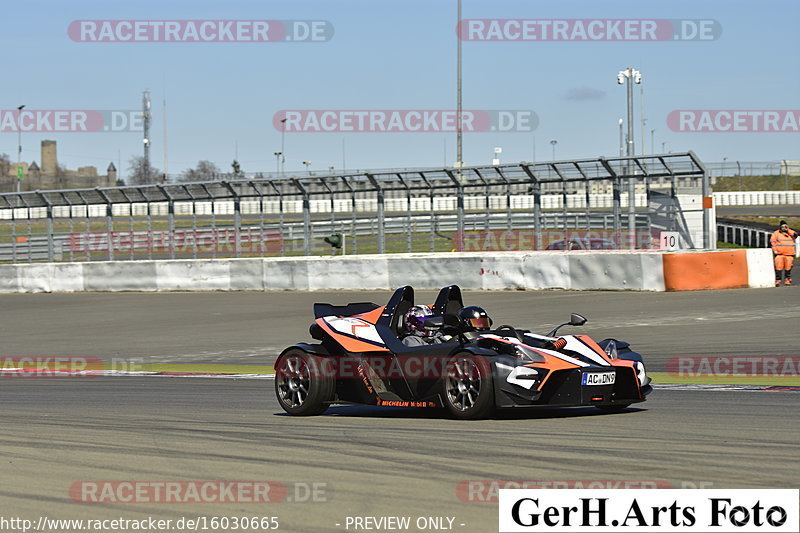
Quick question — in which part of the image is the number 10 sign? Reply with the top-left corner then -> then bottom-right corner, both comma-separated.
660,231 -> 680,250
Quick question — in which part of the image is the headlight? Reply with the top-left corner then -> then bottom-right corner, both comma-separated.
604,340 -> 618,360
515,345 -> 546,363
635,361 -> 647,385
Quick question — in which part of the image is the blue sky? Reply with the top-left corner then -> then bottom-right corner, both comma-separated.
2,0 -> 798,181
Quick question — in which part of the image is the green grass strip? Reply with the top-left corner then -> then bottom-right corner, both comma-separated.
108,363 -> 275,374
650,372 -> 800,386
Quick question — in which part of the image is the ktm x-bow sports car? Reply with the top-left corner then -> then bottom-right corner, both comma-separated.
274,285 -> 651,419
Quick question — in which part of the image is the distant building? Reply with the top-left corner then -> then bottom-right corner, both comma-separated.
1,140 -> 116,192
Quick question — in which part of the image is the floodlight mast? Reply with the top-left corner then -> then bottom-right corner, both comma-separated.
143,90 -> 152,183
617,67 -> 641,158
617,67 -> 641,249
492,147 -> 501,165
16,104 -> 25,193
456,0 -> 462,172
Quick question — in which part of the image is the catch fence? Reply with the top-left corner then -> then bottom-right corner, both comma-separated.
0,152 -> 709,263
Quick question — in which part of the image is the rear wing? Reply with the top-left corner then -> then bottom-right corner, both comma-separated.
313,302 -> 380,319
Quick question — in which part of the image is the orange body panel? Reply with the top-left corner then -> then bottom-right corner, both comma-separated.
315,318 -> 390,352
352,306 -> 385,325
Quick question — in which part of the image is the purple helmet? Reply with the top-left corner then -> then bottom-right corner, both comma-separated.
403,305 -> 434,336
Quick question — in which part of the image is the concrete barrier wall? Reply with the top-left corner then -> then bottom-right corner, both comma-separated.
746,249 -> 778,288
0,249 -> 774,293
663,250 -> 750,291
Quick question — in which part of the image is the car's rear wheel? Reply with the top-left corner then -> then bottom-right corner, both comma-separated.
442,353 -> 494,419
274,350 -> 334,416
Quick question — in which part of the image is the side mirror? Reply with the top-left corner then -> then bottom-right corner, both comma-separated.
547,313 -> 589,337
569,313 -> 587,326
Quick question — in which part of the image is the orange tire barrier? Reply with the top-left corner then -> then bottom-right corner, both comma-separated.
663,250 -> 749,291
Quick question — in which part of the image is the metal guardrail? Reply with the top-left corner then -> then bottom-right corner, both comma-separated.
7,212 -> 652,262
0,236 -> 64,262
716,219 -> 772,248
0,152 -> 708,262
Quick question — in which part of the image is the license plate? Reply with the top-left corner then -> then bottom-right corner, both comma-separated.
582,372 -> 616,386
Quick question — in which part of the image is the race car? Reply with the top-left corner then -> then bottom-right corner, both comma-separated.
274,285 -> 651,419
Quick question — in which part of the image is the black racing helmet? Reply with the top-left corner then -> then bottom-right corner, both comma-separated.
458,306 -> 492,331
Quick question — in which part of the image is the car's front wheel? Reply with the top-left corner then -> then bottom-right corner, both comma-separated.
442,353 -> 494,419
274,350 -> 334,416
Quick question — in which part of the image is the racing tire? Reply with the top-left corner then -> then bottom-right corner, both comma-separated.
274,350 -> 335,416
442,353 -> 494,420
595,404 -> 632,413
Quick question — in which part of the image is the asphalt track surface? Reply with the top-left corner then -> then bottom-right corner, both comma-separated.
1,290 -> 799,532
2,287 -> 799,369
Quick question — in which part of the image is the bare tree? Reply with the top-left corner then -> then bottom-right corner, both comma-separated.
180,160 -> 220,182
0,153 -> 10,177
128,156 -> 161,185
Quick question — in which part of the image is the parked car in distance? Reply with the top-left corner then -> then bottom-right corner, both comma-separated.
545,238 -> 618,250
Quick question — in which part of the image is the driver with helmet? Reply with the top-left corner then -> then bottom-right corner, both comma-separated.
402,304 -> 493,345
401,305 -> 447,346
458,306 -> 492,333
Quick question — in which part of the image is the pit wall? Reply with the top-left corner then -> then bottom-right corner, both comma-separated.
0,249 -> 774,293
